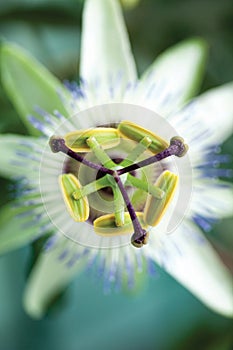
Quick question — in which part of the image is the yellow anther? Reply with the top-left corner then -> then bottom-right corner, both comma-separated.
118,120 -> 168,154
143,170 -> 178,226
59,174 -> 89,222
65,128 -> 120,152
93,212 -> 148,236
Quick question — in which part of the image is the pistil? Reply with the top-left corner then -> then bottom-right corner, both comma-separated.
117,137 -> 188,175
50,130 -> 188,249
49,136 -> 114,175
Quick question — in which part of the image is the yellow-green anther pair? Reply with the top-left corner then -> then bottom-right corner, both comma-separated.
59,170 -> 177,232
59,174 -> 89,222
65,128 -> 120,152
60,172 -> 126,227
93,170 -> 178,236
118,120 -> 168,154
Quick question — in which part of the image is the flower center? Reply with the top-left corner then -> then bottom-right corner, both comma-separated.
49,120 -> 188,248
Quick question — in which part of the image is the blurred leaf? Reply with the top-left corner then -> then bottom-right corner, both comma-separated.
120,0 -> 141,9
0,177 -> 12,208
0,21 -> 80,78
0,0 -> 82,16
23,235 -> 87,319
0,202 -> 48,255
1,43 -> 71,135
0,134 -> 38,178
0,86 -> 26,133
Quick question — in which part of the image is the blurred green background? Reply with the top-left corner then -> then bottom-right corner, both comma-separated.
0,0 -> 233,349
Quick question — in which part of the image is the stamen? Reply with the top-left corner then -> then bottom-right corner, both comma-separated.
86,136 -> 116,169
72,175 -> 110,200
126,174 -> 164,199
111,185 -> 125,227
120,136 -> 152,167
117,136 -> 188,175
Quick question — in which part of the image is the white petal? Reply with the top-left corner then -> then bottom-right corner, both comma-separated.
0,134 -> 41,179
0,201 -> 49,255
135,38 -> 207,117
80,0 -> 137,88
170,83 -> 233,149
196,83 -> 233,144
190,180 -> 233,220
146,220 -> 233,317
